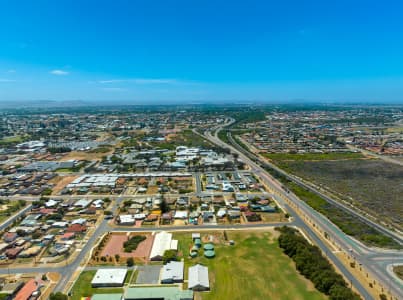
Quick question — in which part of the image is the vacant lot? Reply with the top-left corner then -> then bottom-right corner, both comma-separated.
287,182 -> 400,249
175,230 -> 327,300
265,152 -> 365,162
275,158 -> 403,231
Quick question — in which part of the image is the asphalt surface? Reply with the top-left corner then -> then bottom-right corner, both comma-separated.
0,204 -> 32,232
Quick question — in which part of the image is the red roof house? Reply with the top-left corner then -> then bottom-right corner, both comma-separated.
66,223 -> 87,233
15,279 -> 42,300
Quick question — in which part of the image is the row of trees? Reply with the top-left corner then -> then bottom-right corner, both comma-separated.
276,226 -> 360,300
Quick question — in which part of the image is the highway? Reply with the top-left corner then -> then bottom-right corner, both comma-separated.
204,119 -> 403,300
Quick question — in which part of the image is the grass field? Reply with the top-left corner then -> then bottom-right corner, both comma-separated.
70,270 -> 124,300
0,135 -> 24,145
175,230 -> 327,300
149,129 -> 213,150
264,152 -> 365,162
286,182 -> 401,249
275,159 -> 403,231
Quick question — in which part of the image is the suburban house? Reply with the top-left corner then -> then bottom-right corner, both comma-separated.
149,231 -> 178,261
161,261 -> 184,284
14,279 -> 42,300
188,264 -> 210,291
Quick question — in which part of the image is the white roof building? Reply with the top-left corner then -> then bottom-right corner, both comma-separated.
74,199 -> 90,208
71,218 -> 87,225
91,269 -> 128,287
45,199 -> 58,208
52,221 -> 68,228
118,215 -> 135,225
174,211 -> 188,219
161,261 -> 184,283
188,264 -> 210,291
149,231 -> 178,261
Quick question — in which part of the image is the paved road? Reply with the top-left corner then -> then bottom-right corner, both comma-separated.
0,204 -> 32,232
205,121 -> 403,300
194,172 -> 202,194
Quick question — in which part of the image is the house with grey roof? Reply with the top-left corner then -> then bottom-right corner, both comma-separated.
188,264 -> 209,291
161,261 -> 184,284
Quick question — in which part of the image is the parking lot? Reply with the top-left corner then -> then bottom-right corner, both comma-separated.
135,265 -> 162,284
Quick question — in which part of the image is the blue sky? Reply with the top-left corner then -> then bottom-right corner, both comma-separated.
0,0 -> 403,103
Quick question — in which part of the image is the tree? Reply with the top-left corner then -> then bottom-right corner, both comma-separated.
162,249 -> 178,264
32,231 -> 42,240
41,188 -> 53,196
329,284 -> 360,300
159,198 -> 169,213
18,199 -> 26,207
16,229 -> 26,237
115,254 -> 120,262
127,257 -> 134,267
49,292 -> 68,300
379,294 -> 388,300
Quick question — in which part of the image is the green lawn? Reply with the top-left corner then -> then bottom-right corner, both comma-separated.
0,135 -> 24,145
70,271 -> 123,300
174,231 -> 327,300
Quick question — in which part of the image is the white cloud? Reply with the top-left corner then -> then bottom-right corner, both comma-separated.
98,78 -> 177,84
102,87 -> 128,92
50,70 -> 69,75
7,69 -> 16,73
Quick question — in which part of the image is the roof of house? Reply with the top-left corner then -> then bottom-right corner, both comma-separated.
161,261 -> 184,282
14,279 -> 40,300
66,224 -> 87,232
91,269 -> 127,286
149,231 -> 177,259
188,264 -> 209,290
61,232 -> 75,239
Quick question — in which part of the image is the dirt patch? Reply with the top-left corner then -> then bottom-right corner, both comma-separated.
147,186 -> 159,194
47,272 -> 61,282
52,175 -> 78,194
61,150 -> 112,161
100,233 -> 154,262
